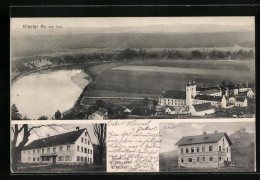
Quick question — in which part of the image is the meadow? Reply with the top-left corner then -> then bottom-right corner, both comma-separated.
85,60 -> 254,98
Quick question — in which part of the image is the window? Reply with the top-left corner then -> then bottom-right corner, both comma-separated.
219,146 -> 221,151
84,157 -> 87,161
202,146 -> 205,152
67,145 -> 70,151
84,148 -> 87,153
37,149 -> 40,154
219,156 -> 221,161
88,140 -> 90,145
42,149 -> 44,153
77,146 -> 79,151
37,158 -> 39,161
85,139 -> 87,144
186,148 -> 189,153
33,158 -> 35,161
188,158 -> 192,162
53,147 -> 56,153
88,157 -> 89,162
59,146 -> 63,151
90,150 -> 92,154
81,137 -> 83,143
65,156 -> 71,161
196,147 -> 199,153
227,147 -> 228,153
209,146 -> 213,152
88,149 -> 89,153
223,138 -> 224,142
81,147 -> 83,152
77,156 -> 80,161
209,157 -> 213,161
81,156 -> 83,161
47,148 -> 50,153
191,147 -> 194,153
181,158 -> 184,163
58,156 -> 64,161
85,132 -> 87,136
90,158 -> 92,163
33,150 -> 35,154
203,157 -> 205,162
181,148 -> 183,154
197,157 -> 200,162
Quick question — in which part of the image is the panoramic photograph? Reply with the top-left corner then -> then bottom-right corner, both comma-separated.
11,123 -> 107,173
10,17 -> 255,120
159,121 -> 255,172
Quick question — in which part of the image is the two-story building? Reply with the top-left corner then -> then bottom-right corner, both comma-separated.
21,127 -> 94,165
175,132 -> 232,168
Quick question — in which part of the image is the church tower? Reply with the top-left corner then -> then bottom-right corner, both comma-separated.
186,80 -> 193,108
191,78 -> 197,98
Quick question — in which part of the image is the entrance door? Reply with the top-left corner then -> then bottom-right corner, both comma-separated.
52,156 -> 56,165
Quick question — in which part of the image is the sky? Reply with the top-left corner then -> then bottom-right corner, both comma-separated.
160,122 -> 255,153
11,123 -> 99,146
11,17 -> 254,29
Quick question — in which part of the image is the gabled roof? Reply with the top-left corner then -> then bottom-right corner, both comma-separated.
194,95 -> 223,102
197,86 -> 220,91
176,132 -> 232,146
200,89 -> 220,95
161,90 -> 186,100
23,129 -> 86,150
165,106 -> 175,111
93,108 -> 108,116
193,103 -> 214,112
236,97 -> 247,102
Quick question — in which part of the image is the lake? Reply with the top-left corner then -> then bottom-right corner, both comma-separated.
11,69 -> 90,119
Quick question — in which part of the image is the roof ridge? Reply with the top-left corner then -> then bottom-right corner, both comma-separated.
35,128 -> 86,140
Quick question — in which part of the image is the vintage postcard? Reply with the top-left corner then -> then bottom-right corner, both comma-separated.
10,17 -> 256,173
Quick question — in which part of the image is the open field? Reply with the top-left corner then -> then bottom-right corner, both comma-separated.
130,59 -> 253,71
112,66 -> 253,77
86,60 -> 254,97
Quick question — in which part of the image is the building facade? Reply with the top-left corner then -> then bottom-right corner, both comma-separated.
21,128 -> 94,165
176,132 -> 232,168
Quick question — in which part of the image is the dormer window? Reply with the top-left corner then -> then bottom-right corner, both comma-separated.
203,136 -> 209,140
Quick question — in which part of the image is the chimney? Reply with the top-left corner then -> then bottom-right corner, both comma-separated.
215,131 -> 218,133
76,126 -> 80,131
203,132 -> 207,135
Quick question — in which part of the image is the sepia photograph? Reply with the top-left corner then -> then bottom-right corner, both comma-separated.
11,123 -> 107,173
159,121 -> 255,172
10,17 -> 255,120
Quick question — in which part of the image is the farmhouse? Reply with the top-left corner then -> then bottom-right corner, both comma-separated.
238,89 -> 255,98
228,97 -> 248,107
189,103 -> 215,116
165,106 -> 176,115
88,108 -> 108,120
175,132 -> 232,168
21,127 -> 94,165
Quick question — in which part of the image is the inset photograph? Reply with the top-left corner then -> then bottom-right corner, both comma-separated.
11,123 -> 106,173
159,122 -> 255,172
10,17 -> 255,120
